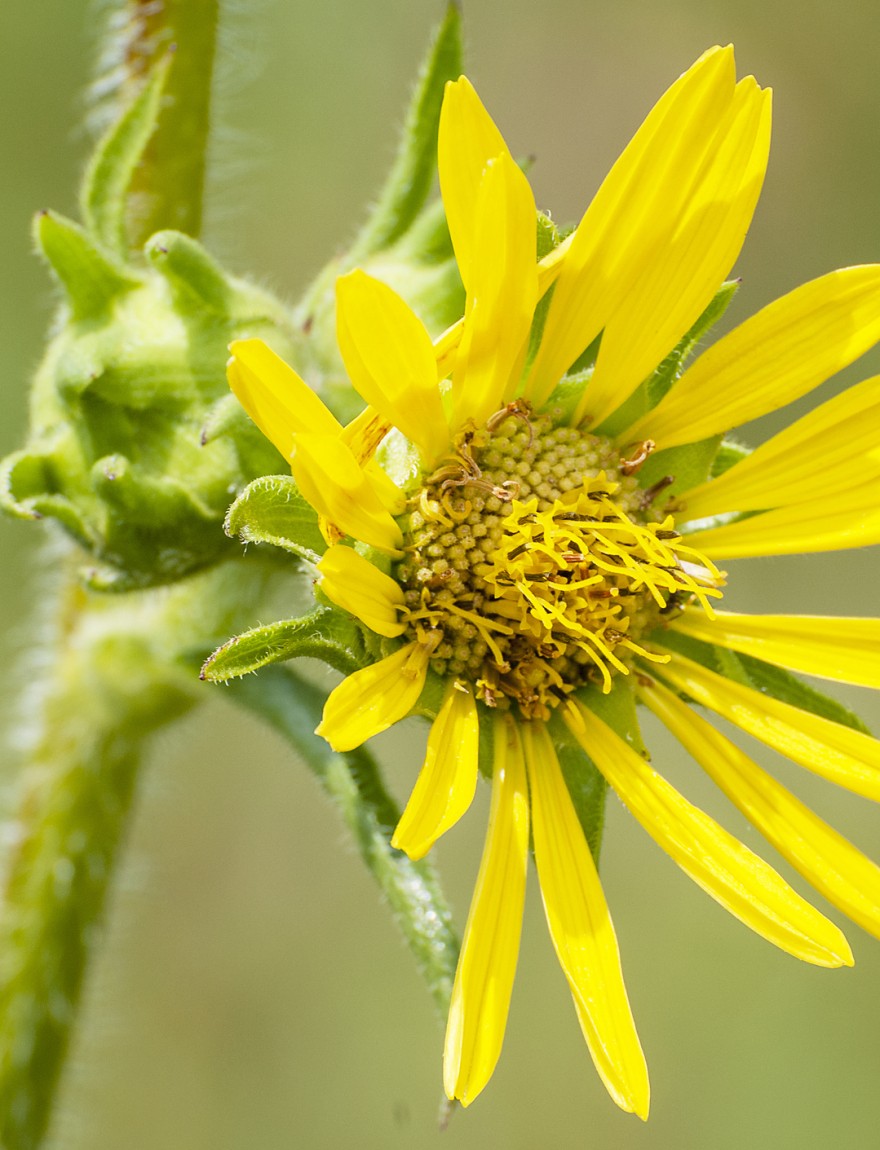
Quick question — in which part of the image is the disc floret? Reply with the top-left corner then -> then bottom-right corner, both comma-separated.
398,413 -> 724,716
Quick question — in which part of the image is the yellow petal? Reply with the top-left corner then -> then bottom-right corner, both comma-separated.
630,265 -> 880,449
684,485 -> 880,558
438,76 -> 510,290
578,78 -> 772,428
656,648 -> 880,802
340,405 -> 391,465
316,545 -> 406,638
566,701 -> 851,967
670,609 -> 880,690
450,152 -> 538,430
444,716 -> 529,1106
227,338 -> 341,458
524,721 -> 650,1119
679,375 -> 880,519
291,433 -> 403,554
642,678 -> 880,941
338,406 -> 408,517
433,232 -> 575,383
392,681 -> 479,860
336,271 -> 450,463
316,642 -> 429,753
524,45 -> 737,408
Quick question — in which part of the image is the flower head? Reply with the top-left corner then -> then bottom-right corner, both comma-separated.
226,46 -> 880,1118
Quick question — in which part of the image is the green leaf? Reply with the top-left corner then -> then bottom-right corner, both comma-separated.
349,2 -> 463,259
653,628 -> 872,735
80,55 -> 172,256
225,474 -> 326,563
230,666 -> 459,1017
200,608 -> 365,681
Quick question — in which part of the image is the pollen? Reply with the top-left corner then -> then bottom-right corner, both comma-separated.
397,413 -> 724,717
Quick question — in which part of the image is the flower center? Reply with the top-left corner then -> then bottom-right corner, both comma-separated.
397,412 -> 722,718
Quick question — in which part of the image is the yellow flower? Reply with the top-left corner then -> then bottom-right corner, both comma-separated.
227,46 -> 880,1119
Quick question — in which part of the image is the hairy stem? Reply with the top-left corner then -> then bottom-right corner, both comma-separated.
93,0 -> 221,242
231,667 -> 460,1017
0,553 -> 202,1148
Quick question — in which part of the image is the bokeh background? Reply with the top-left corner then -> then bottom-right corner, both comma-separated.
3,2 -> 880,1147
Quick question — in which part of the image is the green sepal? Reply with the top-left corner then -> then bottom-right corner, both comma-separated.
711,438 -> 751,478
200,607 -> 366,682
80,54 -> 172,256
547,709 -> 608,862
636,433 -> 723,504
34,212 -> 138,320
224,474 -> 326,564
558,681 -> 648,862
541,367 -> 592,425
597,280 -> 740,440
412,666 -> 447,723
145,230 -> 232,314
523,213 -> 562,375
652,628 -> 872,735
646,279 -> 740,410
349,1 -> 462,260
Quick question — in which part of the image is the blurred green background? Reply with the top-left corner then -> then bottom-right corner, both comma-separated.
2,2 -> 880,1147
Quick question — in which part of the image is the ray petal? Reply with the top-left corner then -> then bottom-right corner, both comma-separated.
316,642 -> 429,753
524,45 -> 737,407
291,433 -> 404,554
316,544 -> 406,638
679,375 -> 880,519
581,79 -> 772,428
524,721 -> 650,1118
566,701 -> 851,967
438,76 -> 510,290
642,679 -> 880,940
451,152 -> 538,429
670,609 -> 880,689
227,338 -> 341,458
444,717 -> 529,1106
629,265 -> 880,448
655,649 -> 880,801
684,486 -> 880,558
336,270 -> 450,463
392,680 -> 480,860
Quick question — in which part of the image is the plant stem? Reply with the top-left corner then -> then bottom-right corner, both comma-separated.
93,0 -> 221,243
231,667 -> 460,1017
0,550 -> 203,1148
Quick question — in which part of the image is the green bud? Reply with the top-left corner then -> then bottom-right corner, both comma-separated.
2,220 -> 301,588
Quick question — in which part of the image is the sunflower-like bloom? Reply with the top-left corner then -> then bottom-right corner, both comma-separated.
227,47 -> 880,1118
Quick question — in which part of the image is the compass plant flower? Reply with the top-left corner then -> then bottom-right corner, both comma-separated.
224,46 -> 880,1119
